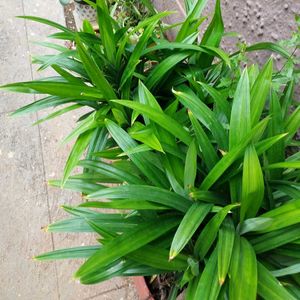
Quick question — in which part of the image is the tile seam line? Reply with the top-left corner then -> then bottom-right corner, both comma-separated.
82,284 -> 128,300
20,1 -> 61,299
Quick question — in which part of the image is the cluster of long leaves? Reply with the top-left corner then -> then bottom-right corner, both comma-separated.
2,0 -> 300,299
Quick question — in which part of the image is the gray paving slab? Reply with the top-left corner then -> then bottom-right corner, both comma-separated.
0,0 -> 34,113
0,112 -> 59,300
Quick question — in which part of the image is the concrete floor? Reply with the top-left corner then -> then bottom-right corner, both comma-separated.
0,1 -> 138,299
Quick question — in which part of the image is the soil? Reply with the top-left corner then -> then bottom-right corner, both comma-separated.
145,273 -> 179,300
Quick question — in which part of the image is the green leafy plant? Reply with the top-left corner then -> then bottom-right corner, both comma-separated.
1,0 -> 299,299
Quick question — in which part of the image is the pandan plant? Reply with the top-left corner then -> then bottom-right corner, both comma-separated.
1,0 -> 300,299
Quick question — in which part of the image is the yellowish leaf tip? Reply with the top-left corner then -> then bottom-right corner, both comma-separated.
219,278 -> 225,285
169,251 -> 177,261
219,149 -> 227,156
42,225 -> 49,232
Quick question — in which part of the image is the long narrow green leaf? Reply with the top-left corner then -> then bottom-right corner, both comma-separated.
87,185 -> 191,213
195,204 -> 239,258
1,81 -> 103,99
177,0 -> 208,41
218,218 -> 235,285
229,68 -> 251,149
111,101 -> 192,145
33,104 -> 81,125
78,160 -> 144,185
267,91 -> 285,179
174,86 -> 227,149
62,130 -> 95,185
267,161 -> 300,169
198,0 -> 224,68
243,42 -> 291,59
251,58 -> 273,126
49,178 -> 103,194
96,0 -> 116,65
240,144 -> 264,222
189,190 -> 226,205
105,119 -> 169,188
35,246 -> 100,260
257,262 -> 296,300
80,200 -> 168,210
281,80 -> 294,119
18,16 -> 73,33
184,139 -> 197,189
200,118 -> 269,190
252,224 -> 300,253
285,106 -> 300,142
229,236 -> 257,300
198,82 -> 231,120
130,245 -> 188,271
170,202 -> 212,259
194,247 -> 221,300
74,216 -> 180,278
76,37 -> 116,99
189,111 -> 219,170
120,12 -> 171,88
271,264 -> 300,277
146,52 -> 191,90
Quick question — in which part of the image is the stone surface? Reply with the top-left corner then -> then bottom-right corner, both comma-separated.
153,0 -> 300,66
